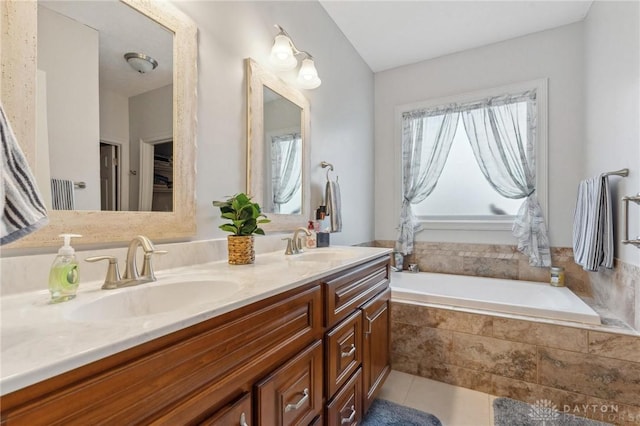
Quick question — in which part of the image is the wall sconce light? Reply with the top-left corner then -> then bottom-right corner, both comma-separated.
269,25 -> 321,90
124,52 -> 158,74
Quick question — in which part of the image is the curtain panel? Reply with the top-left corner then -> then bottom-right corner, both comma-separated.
271,133 -> 301,213
396,90 -> 551,267
396,109 -> 459,255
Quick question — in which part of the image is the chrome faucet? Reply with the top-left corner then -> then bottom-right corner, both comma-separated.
291,227 -> 312,254
86,235 -> 167,289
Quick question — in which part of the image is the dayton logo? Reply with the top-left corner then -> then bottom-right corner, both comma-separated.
529,399 -> 560,425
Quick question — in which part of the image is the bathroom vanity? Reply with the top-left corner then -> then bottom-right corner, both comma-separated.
0,247 -> 391,425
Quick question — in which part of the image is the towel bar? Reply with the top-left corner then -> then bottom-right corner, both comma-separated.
622,193 -> 640,247
604,168 -> 629,177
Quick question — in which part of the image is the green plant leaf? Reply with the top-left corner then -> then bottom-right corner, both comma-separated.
213,192 -> 268,236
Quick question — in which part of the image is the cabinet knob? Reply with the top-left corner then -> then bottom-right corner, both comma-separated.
284,388 -> 309,412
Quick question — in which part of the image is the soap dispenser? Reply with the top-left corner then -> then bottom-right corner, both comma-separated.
49,234 -> 81,303
305,220 -> 317,249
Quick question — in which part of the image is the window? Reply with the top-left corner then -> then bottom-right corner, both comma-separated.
395,79 -> 548,231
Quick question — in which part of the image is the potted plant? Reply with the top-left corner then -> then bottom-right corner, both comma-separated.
213,193 -> 270,265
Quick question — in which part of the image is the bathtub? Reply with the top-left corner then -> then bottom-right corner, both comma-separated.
391,271 -> 601,325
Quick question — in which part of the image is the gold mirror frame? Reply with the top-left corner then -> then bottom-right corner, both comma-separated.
246,58 -> 311,232
0,0 -> 198,248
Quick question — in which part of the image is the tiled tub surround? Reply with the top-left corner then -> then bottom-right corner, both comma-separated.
375,240 -> 640,331
391,302 -> 640,425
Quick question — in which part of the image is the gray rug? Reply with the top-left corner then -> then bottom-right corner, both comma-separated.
362,399 -> 442,426
494,397 -> 613,426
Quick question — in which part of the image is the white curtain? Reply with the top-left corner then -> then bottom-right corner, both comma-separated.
461,91 -> 551,267
271,133 -> 302,213
396,108 -> 459,255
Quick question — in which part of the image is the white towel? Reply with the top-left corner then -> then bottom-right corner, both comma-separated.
0,103 -> 48,245
572,175 -> 613,271
51,178 -> 75,210
325,179 -> 342,232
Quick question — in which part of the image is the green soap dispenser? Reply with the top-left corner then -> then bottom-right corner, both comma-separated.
49,233 -> 81,303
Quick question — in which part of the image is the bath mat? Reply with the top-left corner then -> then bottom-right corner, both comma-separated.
362,398 -> 442,426
494,397 -> 613,426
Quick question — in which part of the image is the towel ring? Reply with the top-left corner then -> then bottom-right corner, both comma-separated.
321,161 -> 334,181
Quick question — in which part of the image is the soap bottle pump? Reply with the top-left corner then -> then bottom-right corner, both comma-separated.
49,234 -> 81,303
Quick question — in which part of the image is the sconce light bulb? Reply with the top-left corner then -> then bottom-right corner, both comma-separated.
297,58 -> 321,89
270,35 -> 297,71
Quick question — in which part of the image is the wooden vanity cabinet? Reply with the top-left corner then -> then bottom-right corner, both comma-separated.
0,253 -> 391,426
0,283 -> 322,425
322,256 -> 391,422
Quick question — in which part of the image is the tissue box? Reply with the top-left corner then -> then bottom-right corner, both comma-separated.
317,232 -> 330,247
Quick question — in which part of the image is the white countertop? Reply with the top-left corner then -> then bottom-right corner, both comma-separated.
0,246 -> 391,396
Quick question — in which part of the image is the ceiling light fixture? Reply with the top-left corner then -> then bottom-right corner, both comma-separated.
269,25 -> 321,90
124,52 -> 158,74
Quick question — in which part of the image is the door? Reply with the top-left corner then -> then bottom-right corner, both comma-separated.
99,143 -> 119,211
360,288 -> 391,414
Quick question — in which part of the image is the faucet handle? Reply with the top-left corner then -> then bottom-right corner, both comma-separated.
282,238 -> 294,255
140,249 -> 168,281
85,256 -> 121,289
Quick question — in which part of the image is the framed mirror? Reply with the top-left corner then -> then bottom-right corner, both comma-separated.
1,0 -> 197,248
246,58 -> 311,232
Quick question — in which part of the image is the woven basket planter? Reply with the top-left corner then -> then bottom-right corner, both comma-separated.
227,235 -> 255,265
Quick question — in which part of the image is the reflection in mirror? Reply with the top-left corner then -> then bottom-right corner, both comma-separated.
2,0 -> 197,248
36,0 -> 173,212
263,87 -> 302,214
246,58 -> 310,232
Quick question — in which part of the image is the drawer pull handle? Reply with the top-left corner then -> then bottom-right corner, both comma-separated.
284,388 -> 309,412
340,344 -> 356,358
239,412 -> 248,426
341,405 -> 356,424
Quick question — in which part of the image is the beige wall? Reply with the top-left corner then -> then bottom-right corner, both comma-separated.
584,1 -> 640,267
37,6 -> 100,210
374,22 -> 585,247
172,1 -> 375,246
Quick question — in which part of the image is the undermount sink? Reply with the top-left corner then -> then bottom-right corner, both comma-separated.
292,249 -> 359,262
67,280 -> 240,322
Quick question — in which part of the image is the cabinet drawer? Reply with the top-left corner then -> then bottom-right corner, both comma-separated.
326,368 -> 362,426
199,392 -> 251,426
325,310 -> 362,398
254,340 -> 323,426
323,256 -> 389,328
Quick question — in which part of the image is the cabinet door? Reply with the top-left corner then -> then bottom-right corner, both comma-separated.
254,340 -> 323,426
360,288 -> 391,414
200,392 -> 251,426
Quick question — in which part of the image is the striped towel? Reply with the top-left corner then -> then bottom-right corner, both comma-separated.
51,178 -> 75,210
325,178 -> 342,232
0,103 -> 48,245
572,175 -> 613,271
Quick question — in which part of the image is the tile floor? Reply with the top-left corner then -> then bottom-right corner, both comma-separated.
378,370 -> 497,426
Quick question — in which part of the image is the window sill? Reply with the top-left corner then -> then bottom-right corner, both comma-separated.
417,218 -> 514,231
